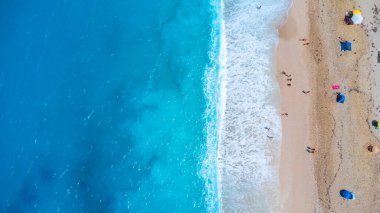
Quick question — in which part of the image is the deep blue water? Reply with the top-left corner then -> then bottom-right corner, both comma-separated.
0,0 -> 218,212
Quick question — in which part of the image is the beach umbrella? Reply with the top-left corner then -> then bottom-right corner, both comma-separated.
340,189 -> 356,200
336,93 -> 345,103
345,42 -> 352,51
372,120 -> 379,129
340,41 -> 352,51
351,10 -> 363,24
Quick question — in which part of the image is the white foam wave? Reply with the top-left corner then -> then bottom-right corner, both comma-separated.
199,0 -> 223,212
218,0 -> 290,212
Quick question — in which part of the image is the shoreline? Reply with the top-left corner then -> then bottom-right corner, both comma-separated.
276,0 -> 317,212
217,0 -> 289,211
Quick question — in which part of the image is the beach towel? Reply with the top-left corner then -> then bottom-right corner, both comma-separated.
332,84 -> 340,90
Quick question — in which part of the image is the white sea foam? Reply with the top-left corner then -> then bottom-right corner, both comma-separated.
218,0 -> 290,212
200,0 -> 223,211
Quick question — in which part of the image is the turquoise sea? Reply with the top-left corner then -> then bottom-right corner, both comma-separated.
0,0 -> 220,212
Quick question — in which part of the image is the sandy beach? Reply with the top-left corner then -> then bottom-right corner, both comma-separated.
277,0 -> 380,212
277,0 -> 317,212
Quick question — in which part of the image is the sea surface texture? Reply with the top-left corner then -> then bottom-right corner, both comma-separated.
0,0 -> 220,212
218,0 -> 290,212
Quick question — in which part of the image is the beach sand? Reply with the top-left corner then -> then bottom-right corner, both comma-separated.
276,0 -> 317,212
277,0 -> 380,212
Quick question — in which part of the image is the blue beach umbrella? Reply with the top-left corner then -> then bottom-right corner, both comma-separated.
340,189 -> 356,200
340,41 -> 352,51
336,93 -> 345,103
372,120 -> 379,129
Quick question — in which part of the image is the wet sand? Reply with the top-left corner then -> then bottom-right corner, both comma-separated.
276,0 -> 317,212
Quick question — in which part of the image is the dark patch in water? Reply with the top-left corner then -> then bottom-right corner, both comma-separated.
38,166 -> 56,183
18,179 -> 39,206
67,81 -> 159,212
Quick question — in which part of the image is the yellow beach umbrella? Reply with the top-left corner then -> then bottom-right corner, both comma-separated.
351,10 -> 363,24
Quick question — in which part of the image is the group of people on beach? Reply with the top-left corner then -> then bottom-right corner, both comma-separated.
299,38 -> 310,45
